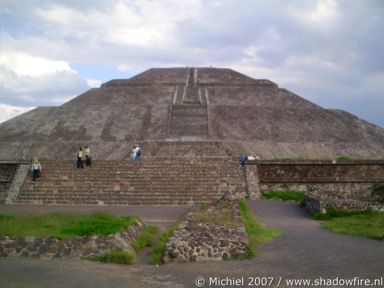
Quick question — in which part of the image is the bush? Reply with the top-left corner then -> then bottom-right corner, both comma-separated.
261,191 -> 306,202
131,225 -> 159,251
149,225 -> 177,265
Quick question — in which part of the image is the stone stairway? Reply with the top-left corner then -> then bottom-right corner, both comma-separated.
14,158 -> 246,205
169,104 -> 208,137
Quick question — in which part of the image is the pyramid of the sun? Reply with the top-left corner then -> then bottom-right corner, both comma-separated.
0,67 -> 383,160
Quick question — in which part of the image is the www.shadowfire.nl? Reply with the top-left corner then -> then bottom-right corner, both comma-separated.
285,277 -> 383,287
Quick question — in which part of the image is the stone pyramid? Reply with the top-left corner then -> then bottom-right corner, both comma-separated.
0,67 -> 383,160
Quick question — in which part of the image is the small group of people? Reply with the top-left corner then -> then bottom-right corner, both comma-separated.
77,146 -> 91,169
76,144 -> 141,168
131,144 -> 142,161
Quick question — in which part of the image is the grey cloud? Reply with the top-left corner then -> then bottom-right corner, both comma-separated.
0,67 -> 88,106
0,0 -> 383,127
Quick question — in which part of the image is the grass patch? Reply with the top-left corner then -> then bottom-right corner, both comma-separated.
310,207 -> 367,221
239,200 -> 282,258
130,225 -> 159,251
192,201 -> 238,228
198,202 -> 210,210
0,213 -> 140,239
149,225 -> 178,265
261,190 -> 306,202
86,251 -> 136,265
336,156 -> 351,161
192,211 -> 235,227
311,208 -> 384,240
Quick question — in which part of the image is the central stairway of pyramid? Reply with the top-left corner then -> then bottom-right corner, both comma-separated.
14,158 -> 246,205
169,68 -> 209,137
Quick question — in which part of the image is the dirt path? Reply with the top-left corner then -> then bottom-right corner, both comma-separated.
0,200 -> 383,287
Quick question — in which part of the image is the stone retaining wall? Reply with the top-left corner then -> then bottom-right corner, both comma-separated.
247,161 -> 384,211
0,164 -> 18,203
255,161 -> 384,183
0,223 -> 143,259
164,200 -> 248,262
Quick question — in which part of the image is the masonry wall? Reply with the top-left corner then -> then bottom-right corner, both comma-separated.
246,160 -> 384,210
0,164 -> 18,203
256,161 -> 384,183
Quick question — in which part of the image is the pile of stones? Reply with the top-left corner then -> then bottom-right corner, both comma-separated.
164,200 -> 248,262
0,222 -> 143,259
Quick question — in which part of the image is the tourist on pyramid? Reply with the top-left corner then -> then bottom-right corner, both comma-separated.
239,155 -> 247,167
132,144 -> 142,161
77,147 -> 84,169
84,145 -> 91,166
31,158 -> 42,181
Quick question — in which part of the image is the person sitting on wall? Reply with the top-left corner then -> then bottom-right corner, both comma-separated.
84,145 -> 91,166
31,158 -> 42,181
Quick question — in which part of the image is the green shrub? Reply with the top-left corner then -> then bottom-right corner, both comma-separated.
310,208 -> 371,220
149,225 -> 177,265
131,225 -> 159,251
198,202 -> 210,210
261,191 -> 306,202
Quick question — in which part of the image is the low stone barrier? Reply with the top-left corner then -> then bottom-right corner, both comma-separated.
0,222 -> 143,259
303,192 -> 384,213
164,200 -> 248,262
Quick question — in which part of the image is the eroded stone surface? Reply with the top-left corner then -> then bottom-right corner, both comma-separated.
0,67 -> 383,160
165,200 -> 248,262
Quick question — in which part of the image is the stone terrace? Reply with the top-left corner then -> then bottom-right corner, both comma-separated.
14,158 -> 246,205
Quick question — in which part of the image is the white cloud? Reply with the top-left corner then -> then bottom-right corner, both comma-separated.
86,79 -> 102,88
0,104 -> 34,124
0,51 -> 72,77
0,52 -> 88,106
288,0 -> 339,28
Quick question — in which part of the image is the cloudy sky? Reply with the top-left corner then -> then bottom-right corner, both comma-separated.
0,0 -> 383,127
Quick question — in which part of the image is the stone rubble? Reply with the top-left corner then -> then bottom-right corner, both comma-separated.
164,200 -> 248,262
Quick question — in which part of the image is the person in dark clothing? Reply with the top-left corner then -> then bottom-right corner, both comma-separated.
31,158 -> 41,181
77,147 -> 84,169
239,155 -> 247,167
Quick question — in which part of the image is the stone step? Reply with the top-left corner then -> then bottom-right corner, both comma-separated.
15,159 -> 246,205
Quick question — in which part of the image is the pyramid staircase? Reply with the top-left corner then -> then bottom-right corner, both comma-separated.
168,68 -> 209,138
14,158 -> 246,205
